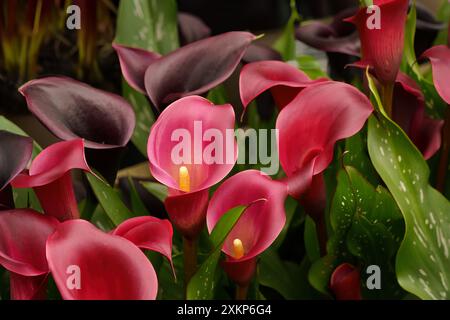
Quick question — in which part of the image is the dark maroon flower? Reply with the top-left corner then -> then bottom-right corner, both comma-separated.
0,131 -> 33,210
330,263 -> 362,300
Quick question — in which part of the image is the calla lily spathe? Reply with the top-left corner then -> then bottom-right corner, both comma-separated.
148,95 -> 237,238
12,139 -> 93,221
330,263 -> 362,300
0,210 -> 173,300
207,170 -> 288,285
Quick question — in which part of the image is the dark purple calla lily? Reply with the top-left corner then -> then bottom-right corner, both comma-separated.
112,43 -> 161,94
296,7 -> 360,57
242,43 -> 282,64
178,12 -> 211,46
19,77 -> 135,149
393,73 -> 443,160
19,76 -> 136,182
0,131 -> 33,210
114,32 -> 255,109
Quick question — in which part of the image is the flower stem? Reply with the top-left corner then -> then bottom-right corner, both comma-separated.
183,236 -> 198,294
314,215 -> 328,257
381,82 -> 395,118
235,284 -> 249,300
437,107 -> 450,193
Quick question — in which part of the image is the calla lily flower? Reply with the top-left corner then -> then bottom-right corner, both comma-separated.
114,32 -> 255,108
207,170 -> 288,286
421,45 -> 450,104
12,139 -> 93,221
242,44 -> 282,64
393,73 -> 443,159
276,81 -> 373,199
148,96 -> 237,239
19,77 -> 136,182
330,263 -> 362,300
0,209 -> 59,300
346,0 -> 409,85
0,210 -> 173,300
296,7 -> 360,57
239,60 -> 328,116
0,131 -> 33,210
47,218 -> 173,300
178,12 -> 211,46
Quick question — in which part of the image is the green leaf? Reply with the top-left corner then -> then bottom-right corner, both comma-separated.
368,115 -> 450,300
140,181 -> 168,202
127,177 -> 150,216
187,204 -> 254,300
115,0 -> 179,155
296,55 -> 328,80
367,73 -> 450,300
0,116 -> 42,157
309,166 -> 404,298
273,0 -> 299,61
400,0 -> 421,79
86,172 -> 135,226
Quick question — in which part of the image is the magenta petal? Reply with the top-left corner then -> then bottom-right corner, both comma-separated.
0,209 -> 59,276
0,131 -> 33,191
12,139 -> 92,188
112,216 -> 174,267
178,12 -> 211,45
165,188 -> 209,239
144,32 -> 255,108
46,220 -> 158,300
148,96 -> 237,192
19,77 -> 135,149
9,273 -> 48,300
277,82 -> 373,197
239,60 -> 327,112
346,0 -> 409,84
421,45 -> 450,104
113,43 -> 161,94
207,170 -> 288,261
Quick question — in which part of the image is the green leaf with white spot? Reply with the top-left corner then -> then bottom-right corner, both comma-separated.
368,115 -> 450,300
367,69 -> 450,299
309,166 -> 404,298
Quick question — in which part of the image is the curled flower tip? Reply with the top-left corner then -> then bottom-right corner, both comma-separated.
232,239 -> 245,260
179,166 -> 190,193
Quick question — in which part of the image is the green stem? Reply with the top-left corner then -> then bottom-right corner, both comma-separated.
183,236 -> 198,296
437,107 -> 450,193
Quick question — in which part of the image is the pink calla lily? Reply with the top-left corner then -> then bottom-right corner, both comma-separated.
0,209 -> 59,300
148,96 -> 237,238
12,139 -> 93,221
346,0 -> 409,85
421,45 -> 450,104
112,216 -> 174,271
276,81 -> 373,199
46,219 -> 159,300
330,263 -> 362,300
239,60 -> 328,116
207,170 -> 288,285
